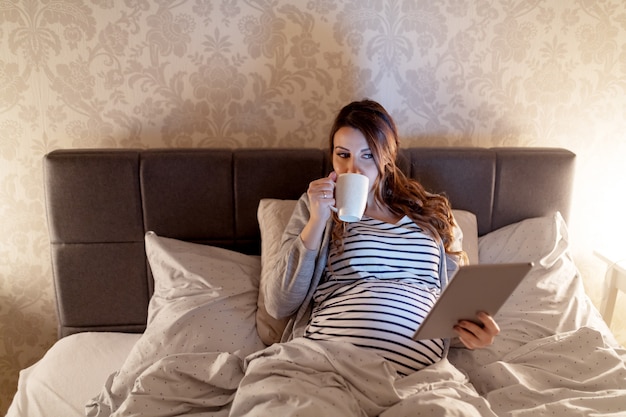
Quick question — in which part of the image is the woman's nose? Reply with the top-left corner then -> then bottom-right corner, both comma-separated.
346,160 -> 361,174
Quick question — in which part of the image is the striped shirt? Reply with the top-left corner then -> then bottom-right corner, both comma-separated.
304,215 -> 444,376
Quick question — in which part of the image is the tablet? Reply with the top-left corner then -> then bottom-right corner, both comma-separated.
413,262 -> 533,340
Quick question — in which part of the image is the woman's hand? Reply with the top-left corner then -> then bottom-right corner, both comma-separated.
306,172 -> 337,223
300,172 -> 337,250
454,312 -> 500,350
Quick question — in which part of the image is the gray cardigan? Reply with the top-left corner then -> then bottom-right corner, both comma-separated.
263,193 -> 459,355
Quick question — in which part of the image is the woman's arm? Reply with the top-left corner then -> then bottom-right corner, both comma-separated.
263,194 -> 323,319
264,173 -> 337,319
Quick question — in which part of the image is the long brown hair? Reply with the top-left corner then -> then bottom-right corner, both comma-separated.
328,99 -> 460,256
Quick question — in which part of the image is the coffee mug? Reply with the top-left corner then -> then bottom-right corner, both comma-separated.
332,173 -> 369,222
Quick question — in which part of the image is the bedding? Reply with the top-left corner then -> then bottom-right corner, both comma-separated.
85,232 -> 266,416
8,147 -> 626,417
7,332 -> 140,417
448,212 -> 626,415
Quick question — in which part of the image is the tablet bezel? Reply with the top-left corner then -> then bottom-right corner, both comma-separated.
413,262 -> 533,340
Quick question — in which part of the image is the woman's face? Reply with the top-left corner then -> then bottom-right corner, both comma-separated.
332,126 -> 379,196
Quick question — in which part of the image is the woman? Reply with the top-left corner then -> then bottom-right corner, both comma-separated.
231,99 -> 499,416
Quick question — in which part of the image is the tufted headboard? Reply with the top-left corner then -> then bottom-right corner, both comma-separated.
43,147 -> 575,337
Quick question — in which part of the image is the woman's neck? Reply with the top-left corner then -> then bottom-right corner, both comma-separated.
364,201 -> 403,224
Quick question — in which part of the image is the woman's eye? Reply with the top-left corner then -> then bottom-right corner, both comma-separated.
336,152 -> 350,158
363,153 -> 373,159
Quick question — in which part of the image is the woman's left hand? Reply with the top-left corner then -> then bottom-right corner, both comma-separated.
454,312 -> 500,350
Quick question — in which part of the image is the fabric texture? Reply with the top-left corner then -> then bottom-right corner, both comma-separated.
86,232 -> 265,416
6,332 -> 140,417
256,198 -> 478,345
448,212 -> 626,415
12,213 -> 626,417
305,215 -> 445,375
231,338 -> 497,417
98,337 -> 497,417
256,198 -> 296,345
451,209 -> 479,264
450,211 -> 612,366
259,195 -> 454,349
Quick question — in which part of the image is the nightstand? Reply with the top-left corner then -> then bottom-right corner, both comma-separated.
594,249 -> 626,326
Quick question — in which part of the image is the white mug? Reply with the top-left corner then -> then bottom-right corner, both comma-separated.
332,173 -> 369,222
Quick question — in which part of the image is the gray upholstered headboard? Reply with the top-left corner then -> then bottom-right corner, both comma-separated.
43,147 -> 575,337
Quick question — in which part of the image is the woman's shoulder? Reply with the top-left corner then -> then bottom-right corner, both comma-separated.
283,193 -> 311,227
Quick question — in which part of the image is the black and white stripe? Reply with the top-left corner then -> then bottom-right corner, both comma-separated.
305,216 -> 444,376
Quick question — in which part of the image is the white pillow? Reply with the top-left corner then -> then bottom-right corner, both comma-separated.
448,212 -> 611,371
7,332 -> 140,417
87,232 -> 265,415
255,198 -> 479,345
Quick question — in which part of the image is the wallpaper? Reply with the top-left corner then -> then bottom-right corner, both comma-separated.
1,0 -> 626,411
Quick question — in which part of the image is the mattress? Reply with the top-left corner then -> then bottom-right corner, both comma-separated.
7,333 -> 140,417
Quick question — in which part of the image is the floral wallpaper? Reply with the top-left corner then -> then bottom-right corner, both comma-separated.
1,0 -> 626,412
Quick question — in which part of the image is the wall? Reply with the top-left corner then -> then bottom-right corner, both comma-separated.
1,0 -> 625,412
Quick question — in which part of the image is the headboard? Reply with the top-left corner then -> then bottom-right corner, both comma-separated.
43,147 -> 575,337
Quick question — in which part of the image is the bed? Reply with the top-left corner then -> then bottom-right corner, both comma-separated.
7,147 -> 626,416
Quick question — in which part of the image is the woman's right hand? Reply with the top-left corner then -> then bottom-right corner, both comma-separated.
300,172 -> 337,250
307,172 -> 337,223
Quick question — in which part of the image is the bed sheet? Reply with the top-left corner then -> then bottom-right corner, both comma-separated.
6,332 -> 140,417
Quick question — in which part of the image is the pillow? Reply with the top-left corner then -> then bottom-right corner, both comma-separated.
448,212 -> 612,375
255,198 -> 480,345
86,232 -> 265,415
256,199 -> 296,345
450,209 -> 479,265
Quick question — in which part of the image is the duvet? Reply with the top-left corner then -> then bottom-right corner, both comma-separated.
90,338 -> 497,417
81,212 -> 626,417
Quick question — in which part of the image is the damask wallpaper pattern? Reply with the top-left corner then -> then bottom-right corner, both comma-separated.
1,0 -> 625,411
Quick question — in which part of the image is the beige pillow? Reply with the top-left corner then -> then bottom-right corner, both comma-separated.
87,233 -> 265,414
452,209 -> 479,265
256,198 -> 480,345
256,199 -> 297,345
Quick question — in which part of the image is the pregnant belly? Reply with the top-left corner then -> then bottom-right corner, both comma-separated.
305,279 -> 444,375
